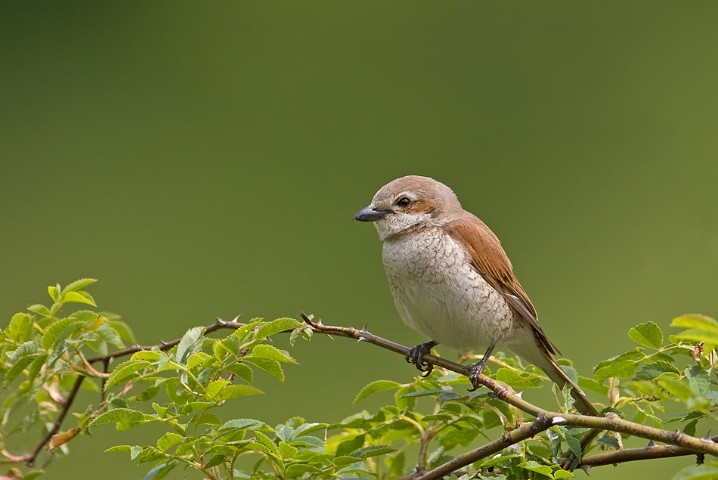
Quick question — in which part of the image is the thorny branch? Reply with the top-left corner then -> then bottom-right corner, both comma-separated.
409,414 -> 561,480
12,313 -> 717,474
299,313 -> 718,469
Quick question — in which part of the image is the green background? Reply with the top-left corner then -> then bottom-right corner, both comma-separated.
2,2 -> 717,478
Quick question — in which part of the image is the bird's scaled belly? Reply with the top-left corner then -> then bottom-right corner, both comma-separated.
392,273 -> 514,353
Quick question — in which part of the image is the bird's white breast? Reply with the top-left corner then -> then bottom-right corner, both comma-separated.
381,227 -> 517,352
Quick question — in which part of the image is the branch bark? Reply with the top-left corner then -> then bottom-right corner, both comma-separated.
300,313 -> 718,461
409,414 -> 559,480
23,375 -> 84,466
580,438 -> 717,468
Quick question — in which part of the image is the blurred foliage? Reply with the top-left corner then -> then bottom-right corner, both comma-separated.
1,280 -> 717,479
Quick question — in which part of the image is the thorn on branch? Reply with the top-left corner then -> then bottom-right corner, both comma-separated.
692,342 -> 704,363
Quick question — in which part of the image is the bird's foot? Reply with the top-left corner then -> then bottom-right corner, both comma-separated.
467,358 -> 489,391
405,341 -> 437,376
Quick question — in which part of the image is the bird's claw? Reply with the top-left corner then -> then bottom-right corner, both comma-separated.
405,341 -> 437,376
467,359 -> 488,392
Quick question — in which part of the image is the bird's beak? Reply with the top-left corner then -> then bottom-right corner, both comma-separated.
354,206 -> 389,222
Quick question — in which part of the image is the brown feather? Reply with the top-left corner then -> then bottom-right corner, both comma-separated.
443,214 -> 560,357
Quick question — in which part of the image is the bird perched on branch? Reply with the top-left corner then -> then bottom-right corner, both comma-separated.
354,175 -> 597,416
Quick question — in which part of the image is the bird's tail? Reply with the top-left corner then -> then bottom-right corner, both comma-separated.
531,352 -> 598,416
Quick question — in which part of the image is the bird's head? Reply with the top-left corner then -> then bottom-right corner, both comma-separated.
354,175 -> 463,241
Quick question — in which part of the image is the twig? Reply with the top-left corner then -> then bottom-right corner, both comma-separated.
580,437 -> 718,467
24,375 -> 84,467
410,414 -> 560,480
86,317 -> 244,364
300,313 -> 718,458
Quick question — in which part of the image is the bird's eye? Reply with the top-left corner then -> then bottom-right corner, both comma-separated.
396,196 -> 412,208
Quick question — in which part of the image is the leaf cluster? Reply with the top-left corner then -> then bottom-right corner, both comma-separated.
1,280 -> 717,480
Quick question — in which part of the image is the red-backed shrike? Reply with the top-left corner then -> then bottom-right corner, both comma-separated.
354,175 -> 596,416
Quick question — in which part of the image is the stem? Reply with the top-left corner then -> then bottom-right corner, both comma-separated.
408,415 -> 557,480
24,375 -> 85,467
86,317 -> 244,364
300,314 -> 718,458
580,437 -> 718,467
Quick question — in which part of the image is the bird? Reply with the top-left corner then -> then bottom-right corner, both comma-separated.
353,175 -> 597,416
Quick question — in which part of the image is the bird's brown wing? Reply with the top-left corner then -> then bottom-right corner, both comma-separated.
444,215 -> 560,356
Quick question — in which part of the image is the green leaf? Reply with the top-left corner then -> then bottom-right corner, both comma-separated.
190,413 -> 222,426
105,445 -> 134,453
401,388 -> 447,398
685,366 -> 710,395
520,460 -> 553,476
336,434 -> 365,457
627,321 -> 663,349
144,462 -> 177,480
286,464 -> 322,476
175,326 -> 205,364
251,344 -> 297,364
671,314 -> 718,345
63,291 -> 97,307
3,353 -> 39,387
19,354 -> 48,390
478,454 -> 521,469
672,462 -> 718,480
594,350 -> 643,382
6,340 -> 37,362
242,357 -> 284,382
90,408 -> 146,430
7,313 -> 33,342
63,278 -> 98,292
672,314 -> 718,330
352,445 -> 395,458
213,339 -> 237,358
496,367 -> 544,389
203,455 -> 225,469
218,418 -> 264,433
206,379 -> 230,399
187,352 -> 211,370
255,317 -> 301,340
634,362 -> 680,380
105,360 -> 152,390
254,430 -> 280,456
48,285 -> 59,302
578,376 -> 608,395
656,375 -> 692,401
278,441 -> 298,459
178,401 -> 215,414
157,432 -> 184,452
27,304 -> 50,316
41,317 -> 86,349
131,350 -> 161,361
228,363 -> 253,383
213,384 -> 263,401
289,325 -> 312,346
554,470 -> 574,479
354,380 -> 402,403
333,455 -> 365,467
136,446 -> 166,464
